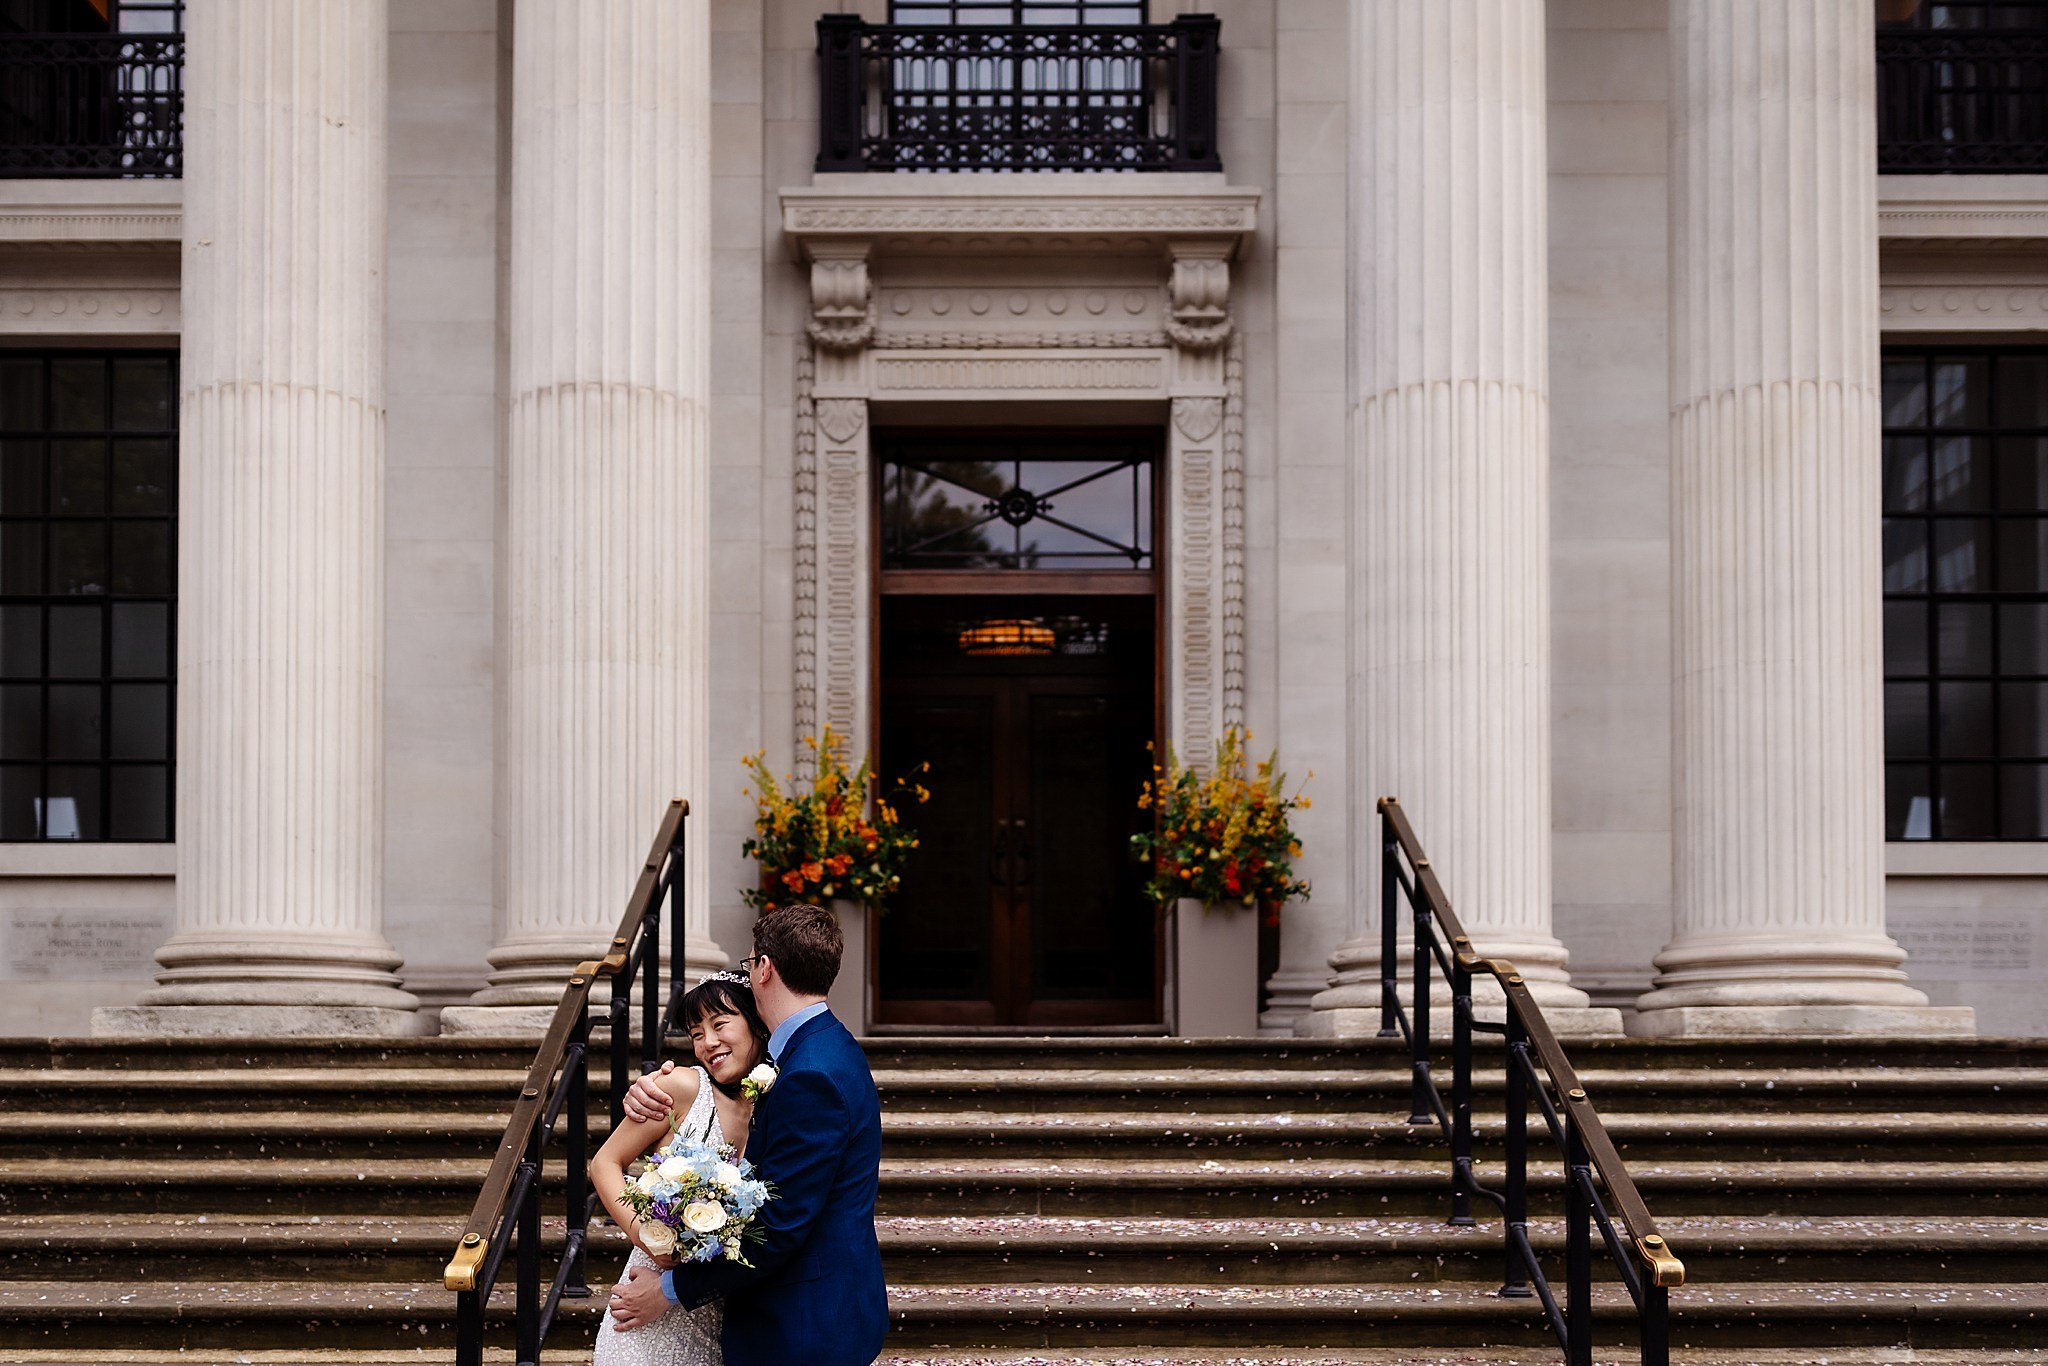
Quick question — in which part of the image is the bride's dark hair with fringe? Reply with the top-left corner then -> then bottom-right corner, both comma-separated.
678,974 -> 770,1050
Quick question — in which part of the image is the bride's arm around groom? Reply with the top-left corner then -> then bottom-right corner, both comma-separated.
611,904 -> 889,1366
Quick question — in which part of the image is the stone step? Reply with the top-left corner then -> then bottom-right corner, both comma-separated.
13,1034 -> 2048,1076
1,1279 -> 2042,1351
7,1154 -> 2042,1220
4,1212 -> 2040,1286
7,1107 -> 2045,1162
12,1064 -> 2048,1114
12,1353 -> 2048,1366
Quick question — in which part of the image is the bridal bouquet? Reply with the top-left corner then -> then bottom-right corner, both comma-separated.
621,1136 -> 774,1266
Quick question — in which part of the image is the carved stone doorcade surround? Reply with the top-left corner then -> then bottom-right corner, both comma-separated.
782,179 -> 1259,779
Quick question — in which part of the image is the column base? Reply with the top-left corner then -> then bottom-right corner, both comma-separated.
437,1004 -> 565,1037
1296,1004 -> 1625,1039
464,933 -> 729,1008
1257,966 -> 1327,1036
1628,1003 -> 1977,1039
92,1005 -> 432,1039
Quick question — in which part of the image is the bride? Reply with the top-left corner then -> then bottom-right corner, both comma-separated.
589,969 -> 769,1366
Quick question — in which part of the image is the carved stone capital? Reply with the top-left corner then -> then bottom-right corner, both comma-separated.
1167,245 -> 1233,353
807,249 -> 875,353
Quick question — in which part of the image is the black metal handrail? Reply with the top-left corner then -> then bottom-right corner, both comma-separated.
1878,25 -> 2048,172
1377,796 -> 1684,1366
815,13 -> 1220,172
443,799 -> 692,1366
0,32 -> 183,178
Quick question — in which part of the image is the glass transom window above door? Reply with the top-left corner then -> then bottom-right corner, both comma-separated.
879,434 -> 1155,572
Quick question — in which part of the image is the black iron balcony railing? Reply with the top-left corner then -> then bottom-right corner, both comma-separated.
0,31 -> 183,178
816,12 -> 1221,173
1879,24 -> 2048,172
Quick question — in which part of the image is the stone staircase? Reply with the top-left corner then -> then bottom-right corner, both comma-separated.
1,1035 -> 2046,1364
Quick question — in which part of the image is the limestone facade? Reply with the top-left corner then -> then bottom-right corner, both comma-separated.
0,0 -> 2040,1038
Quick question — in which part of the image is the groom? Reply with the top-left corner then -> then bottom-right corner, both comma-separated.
606,901 -> 888,1365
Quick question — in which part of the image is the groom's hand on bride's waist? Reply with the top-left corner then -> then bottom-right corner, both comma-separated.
622,1060 -> 678,1125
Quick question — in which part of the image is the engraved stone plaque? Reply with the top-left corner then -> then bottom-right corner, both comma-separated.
1888,906 -> 2045,982
2,909 -> 167,980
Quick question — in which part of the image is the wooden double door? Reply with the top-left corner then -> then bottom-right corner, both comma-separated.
876,595 -> 1159,1028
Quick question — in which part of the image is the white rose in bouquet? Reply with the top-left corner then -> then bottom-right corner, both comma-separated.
682,1200 -> 729,1234
638,1221 -> 678,1258
657,1155 -> 692,1181
715,1162 -> 744,1192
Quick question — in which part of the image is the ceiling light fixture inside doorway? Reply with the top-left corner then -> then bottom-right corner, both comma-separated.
958,617 -> 1057,657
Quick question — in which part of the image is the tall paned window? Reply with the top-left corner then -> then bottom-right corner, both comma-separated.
0,351 -> 177,841
1883,348 -> 2048,839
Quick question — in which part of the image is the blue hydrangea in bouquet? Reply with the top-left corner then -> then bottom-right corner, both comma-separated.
621,1134 -> 774,1266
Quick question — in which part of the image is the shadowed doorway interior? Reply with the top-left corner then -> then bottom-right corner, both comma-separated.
874,431 -> 1162,1029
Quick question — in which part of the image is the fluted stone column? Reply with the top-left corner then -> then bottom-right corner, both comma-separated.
1633,0 -> 1971,1038
1306,0 -> 1615,1037
441,0 -> 722,1032
94,0 -> 421,1038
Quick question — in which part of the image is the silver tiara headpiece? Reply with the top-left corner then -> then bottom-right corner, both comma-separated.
707,967 -> 752,988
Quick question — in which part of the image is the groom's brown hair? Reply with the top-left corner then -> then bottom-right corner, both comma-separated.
753,902 -> 842,996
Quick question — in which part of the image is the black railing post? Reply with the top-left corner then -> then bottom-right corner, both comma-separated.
455,1289 -> 483,1366
1409,868 -> 1431,1126
609,971 -> 630,1133
816,14 -> 868,172
515,1132 -> 543,1366
1642,1282 -> 1670,1366
1447,955 -> 1475,1226
641,881 -> 661,1076
562,1007 -> 592,1301
1168,14 -> 1222,171
1500,1020 -> 1532,1299
1378,821 -> 1399,1038
1565,1120 -> 1594,1366
668,826 -> 688,1029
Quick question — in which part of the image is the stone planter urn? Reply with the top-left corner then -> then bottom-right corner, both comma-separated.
1169,897 -> 1260,1037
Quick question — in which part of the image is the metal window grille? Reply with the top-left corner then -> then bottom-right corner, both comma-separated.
1879,0 -> 2048,172
1882,347 -> 2048,840
0,1 -> 184,178
0,351 -> 178,842
879,436 -> 1155,570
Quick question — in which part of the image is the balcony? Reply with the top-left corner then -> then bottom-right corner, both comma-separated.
0,31 -> 183,178
1879,20 -> 2048,172
815,12 -> 1221,174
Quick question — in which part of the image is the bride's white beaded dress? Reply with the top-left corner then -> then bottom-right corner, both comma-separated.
592,1067 -> 726,1366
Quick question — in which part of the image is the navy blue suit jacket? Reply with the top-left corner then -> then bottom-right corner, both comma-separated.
673,1010 -> 887,1366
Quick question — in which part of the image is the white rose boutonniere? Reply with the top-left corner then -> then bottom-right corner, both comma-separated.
739,1063 -> 779,1103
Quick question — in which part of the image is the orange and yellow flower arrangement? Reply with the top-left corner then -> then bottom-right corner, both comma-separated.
741,728 -> 928,913
1132,726 -> 1310,923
